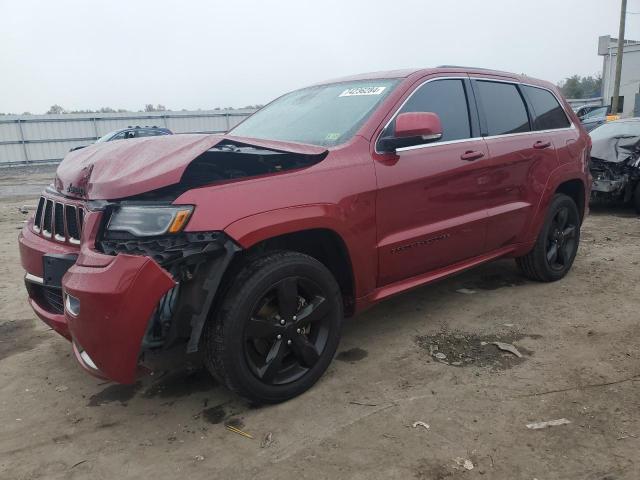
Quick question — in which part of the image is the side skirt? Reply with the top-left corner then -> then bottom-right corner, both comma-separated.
356,245 -> 519,313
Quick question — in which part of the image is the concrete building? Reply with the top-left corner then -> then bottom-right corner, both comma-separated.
599,34 -> 640,116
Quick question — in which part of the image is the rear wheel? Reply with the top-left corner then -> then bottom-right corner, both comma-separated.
516,193 -> 581,282
203,251 -> 343,404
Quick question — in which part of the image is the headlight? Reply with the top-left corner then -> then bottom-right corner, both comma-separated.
107,205 -> 193,236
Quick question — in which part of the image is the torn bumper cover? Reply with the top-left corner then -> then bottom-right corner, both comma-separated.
63,230 -> 238,384
63,255 -> 175,383
20,208 -> 239,384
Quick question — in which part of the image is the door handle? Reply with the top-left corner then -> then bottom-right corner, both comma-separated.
460,150 -> 484,161
533,140 -> 551,149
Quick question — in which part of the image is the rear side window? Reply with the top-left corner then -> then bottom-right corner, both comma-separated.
477,81 -> 530,136
136,129 -> 166,138
522,85 -> 570,130
387,79 -> 471,142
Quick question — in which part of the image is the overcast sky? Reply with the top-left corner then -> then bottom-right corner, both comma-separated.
0,0 -> 632,113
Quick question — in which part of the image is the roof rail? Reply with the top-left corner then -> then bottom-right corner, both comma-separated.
437,65 -> 502,71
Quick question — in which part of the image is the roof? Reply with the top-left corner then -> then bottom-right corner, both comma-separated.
315,66 -> 535,86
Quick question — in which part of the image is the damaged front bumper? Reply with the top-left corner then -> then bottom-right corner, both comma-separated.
64,254 -> 176,383
590,157 -> 640,201
19,204 -> 239,384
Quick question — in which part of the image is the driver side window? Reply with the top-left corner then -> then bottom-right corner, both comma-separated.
384,79 -> 472,142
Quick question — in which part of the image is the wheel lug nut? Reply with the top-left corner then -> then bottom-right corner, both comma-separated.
293,315 -> 297,321
287,340 -> 292,345
296,328 -> 301,334
276,334 -> 282,340
280,319 -> 285,325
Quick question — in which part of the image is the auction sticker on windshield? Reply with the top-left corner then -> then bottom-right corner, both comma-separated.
339,86 -> 386,97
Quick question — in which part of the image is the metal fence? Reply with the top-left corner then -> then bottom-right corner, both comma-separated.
0,109 -> 256,166
566,97 -> 604,109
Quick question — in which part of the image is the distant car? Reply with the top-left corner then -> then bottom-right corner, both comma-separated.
589,118 -> 640,213
69,126 -> 172,151
580,106 -> 610,132
574,104 -> 602,119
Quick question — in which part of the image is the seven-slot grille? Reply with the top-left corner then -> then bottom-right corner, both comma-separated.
33,195 -> 85,244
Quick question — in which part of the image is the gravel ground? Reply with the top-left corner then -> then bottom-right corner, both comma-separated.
0,167 -> 639,480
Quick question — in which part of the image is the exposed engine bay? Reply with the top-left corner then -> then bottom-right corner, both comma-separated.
132,140 -> 328,200
589,123 -> 640,213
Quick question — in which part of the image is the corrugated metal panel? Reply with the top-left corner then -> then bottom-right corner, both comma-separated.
0,143 -> 27,163
0,109 -> 255,165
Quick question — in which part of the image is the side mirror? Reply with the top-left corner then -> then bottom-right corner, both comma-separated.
379,112 -> 443,152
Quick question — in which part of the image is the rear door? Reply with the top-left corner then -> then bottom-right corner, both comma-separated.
373,77 -> 489,286
471,79 -> 558,250
520,84 -> 577,165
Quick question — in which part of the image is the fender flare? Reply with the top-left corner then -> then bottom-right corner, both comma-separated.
524,163 -> 588,241
224,203 -> 372,298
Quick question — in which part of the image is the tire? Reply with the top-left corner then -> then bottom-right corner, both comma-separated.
633,182 -> 640,215
203,251 -> 343,404
516,193 -> 581,282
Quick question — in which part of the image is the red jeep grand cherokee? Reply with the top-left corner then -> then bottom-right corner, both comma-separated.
19,67 -> 591,403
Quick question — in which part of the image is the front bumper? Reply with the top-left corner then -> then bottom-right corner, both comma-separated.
19,210 -> 175,384
64,254 -> 174,383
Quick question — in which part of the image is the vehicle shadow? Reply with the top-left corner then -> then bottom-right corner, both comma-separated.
588,200 -> 638,218
82,259 -> 530,420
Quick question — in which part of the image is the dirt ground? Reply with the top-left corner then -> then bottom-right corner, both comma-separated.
1,166 -> 639,480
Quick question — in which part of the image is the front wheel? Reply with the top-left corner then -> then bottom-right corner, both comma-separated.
516,193 -> 581,282
203,251 -> 343,404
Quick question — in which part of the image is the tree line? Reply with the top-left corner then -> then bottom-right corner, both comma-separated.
557,74 -> 602,99
0,103 -> 264,116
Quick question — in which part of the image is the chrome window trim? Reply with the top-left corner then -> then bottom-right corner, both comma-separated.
395,136 -> 483,152
375,75 -> 575,155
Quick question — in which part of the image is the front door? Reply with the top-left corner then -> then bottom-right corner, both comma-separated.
373,77 -> 489,286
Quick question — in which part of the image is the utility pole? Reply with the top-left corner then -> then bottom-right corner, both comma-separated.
611,0 -> 627,114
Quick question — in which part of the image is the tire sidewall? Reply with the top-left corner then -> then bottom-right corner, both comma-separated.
215,254 -> 343,403
539,194 -> 581,280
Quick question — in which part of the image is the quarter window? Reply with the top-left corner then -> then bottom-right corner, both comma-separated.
522,85 -> 570,130
385,79 -> 471,142
477,81 -> 530,136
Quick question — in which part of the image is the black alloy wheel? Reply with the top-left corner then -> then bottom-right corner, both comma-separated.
516,193 -> 581,282
244,276 -> 331,385
545,206 -> 578,271
204,251 -> 343,404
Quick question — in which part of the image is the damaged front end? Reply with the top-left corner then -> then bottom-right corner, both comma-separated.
589,122 -> 640,209
52,136 -> 328,383
97,227 -> 239,355
590,156 -> 640,200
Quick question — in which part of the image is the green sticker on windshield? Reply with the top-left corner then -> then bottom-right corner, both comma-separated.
325,133 -> 341,141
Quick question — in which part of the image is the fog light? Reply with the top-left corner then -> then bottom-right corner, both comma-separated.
65,293 -> 80,316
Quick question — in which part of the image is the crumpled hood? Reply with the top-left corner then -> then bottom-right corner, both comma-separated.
591,135 -> 640,164
54,134 -> 328,200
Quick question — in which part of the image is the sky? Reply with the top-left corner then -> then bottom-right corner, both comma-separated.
0,0 -> 632,114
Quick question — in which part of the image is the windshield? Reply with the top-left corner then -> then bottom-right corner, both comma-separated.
96,130 -> 119,143
230,79 -> 399,147
590,121 -> 640,141
583,107 -> 608,120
